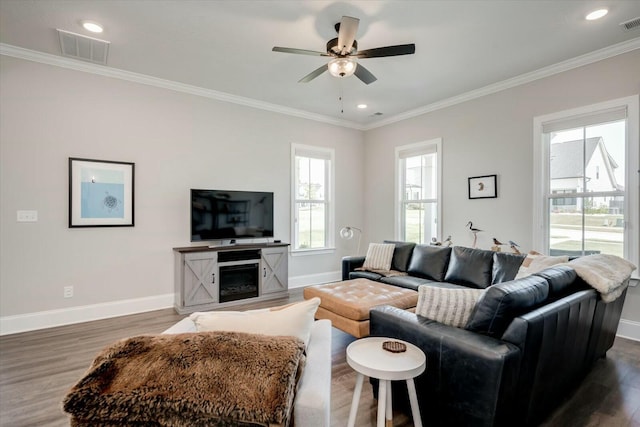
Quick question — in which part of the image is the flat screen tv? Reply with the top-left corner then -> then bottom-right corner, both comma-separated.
191,189 -> 274,242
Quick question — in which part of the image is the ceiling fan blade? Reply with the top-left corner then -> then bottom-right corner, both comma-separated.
298,64 -> 328,83
354,63 -> 377,85
272,47 -> 330,57
337,16 -> 359,55
355,44 -> 416,58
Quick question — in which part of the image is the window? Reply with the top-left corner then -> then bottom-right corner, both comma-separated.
533,96 -> 639,272
292,144 -> 334,252
396,139 -> 442,243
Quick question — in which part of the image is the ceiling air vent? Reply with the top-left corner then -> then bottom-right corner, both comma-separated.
620,17 -> 640,31
57,29 -> 110,65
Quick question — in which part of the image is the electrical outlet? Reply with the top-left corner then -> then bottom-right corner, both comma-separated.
63,286 -> 73,298
17,210 -> 38,222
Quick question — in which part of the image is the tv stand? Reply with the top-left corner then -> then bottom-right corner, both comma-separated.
173,243 -> 289,314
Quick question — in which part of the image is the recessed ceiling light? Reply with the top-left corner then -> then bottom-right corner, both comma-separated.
82,21 -> 104,33
586,9 -> 608,21
357,104 -> 368,109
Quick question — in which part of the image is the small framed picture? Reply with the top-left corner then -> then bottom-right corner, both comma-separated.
468,174 -> 497,199
69,158 -> 135,227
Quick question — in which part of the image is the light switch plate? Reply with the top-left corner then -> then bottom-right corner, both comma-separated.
17,210 -> 38,222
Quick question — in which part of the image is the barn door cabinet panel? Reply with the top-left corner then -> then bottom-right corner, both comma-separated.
261,246 -> 288,294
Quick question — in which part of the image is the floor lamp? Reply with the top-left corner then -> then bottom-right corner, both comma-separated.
340,226 -> 362,254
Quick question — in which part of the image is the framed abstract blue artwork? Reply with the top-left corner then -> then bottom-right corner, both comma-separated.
69,158 -> 135,227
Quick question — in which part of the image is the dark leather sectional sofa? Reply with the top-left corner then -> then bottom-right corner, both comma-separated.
341,242 -> 629,427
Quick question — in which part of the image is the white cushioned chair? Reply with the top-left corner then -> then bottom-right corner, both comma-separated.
163,317 -> 332,427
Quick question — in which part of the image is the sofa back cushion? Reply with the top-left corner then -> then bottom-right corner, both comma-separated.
444,246 -> 494,288
492,252 -> 526,284
407,245 -> 452,281
533,265 -> 577,299
465,275 -> 549,338
384,240 -> 417,272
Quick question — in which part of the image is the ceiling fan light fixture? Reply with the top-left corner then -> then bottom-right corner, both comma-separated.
328,57 -> 357,78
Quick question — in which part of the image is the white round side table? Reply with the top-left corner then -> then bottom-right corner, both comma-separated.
346,337 -> 426,427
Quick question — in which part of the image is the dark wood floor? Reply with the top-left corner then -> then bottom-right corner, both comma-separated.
1,289 -> 639,426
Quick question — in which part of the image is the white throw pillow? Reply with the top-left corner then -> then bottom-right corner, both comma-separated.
515,251 -> 569,279
362,243 -> 395,271
189,297 -> 321,348
416,286 -> 485,328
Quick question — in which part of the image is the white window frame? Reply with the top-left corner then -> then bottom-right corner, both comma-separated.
395,138 -> 443,243
533,95 -> 639,277
291,144 -> 335,255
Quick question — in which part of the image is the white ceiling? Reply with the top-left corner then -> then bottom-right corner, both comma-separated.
1,0 -> 640,129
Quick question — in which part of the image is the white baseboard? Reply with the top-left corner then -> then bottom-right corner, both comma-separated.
616,319 -> 640,342
0,272 -> 340,335
0,294 -> 174,336
5,283 -> 636,342
289,271 -> 341,289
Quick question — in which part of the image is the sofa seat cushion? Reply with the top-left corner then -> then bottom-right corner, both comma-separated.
492,252 -> 526,284
380,275 -> 438,291
407,245 -> 452,281
466,275 -> 549,338
190,297 -> 320,348
444,246 -> 494,288
416,285 -> 485,328
349,270 -> 384,281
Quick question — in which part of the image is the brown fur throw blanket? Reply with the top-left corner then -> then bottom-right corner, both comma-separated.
62,331 -> 305,427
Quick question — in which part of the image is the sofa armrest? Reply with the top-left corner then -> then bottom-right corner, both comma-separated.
294,319 -> 332,427
370,306 -> 521,427
341,256 -> 366,280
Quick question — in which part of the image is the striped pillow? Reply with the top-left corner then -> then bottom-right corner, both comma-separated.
362,243 -> 395,271
416,286 -> 485,328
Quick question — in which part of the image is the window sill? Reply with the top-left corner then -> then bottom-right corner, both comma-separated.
291,248 -> 336,257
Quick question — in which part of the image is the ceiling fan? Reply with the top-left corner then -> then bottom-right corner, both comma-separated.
272,16 -> 415,85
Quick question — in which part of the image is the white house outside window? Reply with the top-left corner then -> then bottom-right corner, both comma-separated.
396,139 -> 442,244
533,96 -> 639,273
292,144 -> 334,252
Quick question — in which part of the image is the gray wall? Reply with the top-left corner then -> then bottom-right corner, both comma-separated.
1,48 -> 638,334
0,56 -> 364,320
362,49 -> 640,324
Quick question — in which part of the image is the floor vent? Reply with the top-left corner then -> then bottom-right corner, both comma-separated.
620,17 -> 640,31
57,29 -> 110,65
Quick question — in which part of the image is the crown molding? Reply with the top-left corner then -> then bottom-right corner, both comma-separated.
0,43 -> 365,131
363,36 -> 640,131
3,37 -> 639,133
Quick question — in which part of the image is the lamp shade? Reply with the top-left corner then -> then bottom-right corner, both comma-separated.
328,57 -> 357,78
340,227 -> 355,239
339,226 -> 362,254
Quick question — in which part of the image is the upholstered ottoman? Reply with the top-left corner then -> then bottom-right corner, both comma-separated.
303,278 -> 418,338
